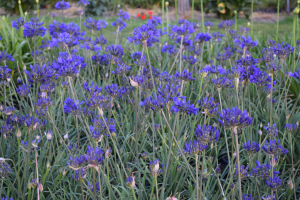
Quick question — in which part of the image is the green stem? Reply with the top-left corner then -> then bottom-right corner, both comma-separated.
134,88 -> 141,200
196,155 -> 199,200
199,149 -> 205,200
276,0 -> 280,36
92,168 -> 97,198
155,175 -> 159,200
251,0 -> 254,36
107,158 -> 111,200
132,188 -> 137,200
191,0 -> 195,21
234,127 -> 242,200
200,0 -> 204,32
175,0 -> 178,22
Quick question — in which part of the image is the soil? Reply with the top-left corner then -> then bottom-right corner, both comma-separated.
0,3 -> 290,23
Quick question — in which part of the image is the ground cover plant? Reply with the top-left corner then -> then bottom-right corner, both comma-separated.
1,1 -> 300,200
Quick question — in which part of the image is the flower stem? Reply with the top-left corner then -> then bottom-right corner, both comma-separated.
132,188 -> 137,200
196,154 -> 199,200
234,127 -> 242,200
199,149 -> 205,200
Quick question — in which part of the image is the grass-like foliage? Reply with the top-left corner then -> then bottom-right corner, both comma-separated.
1,5 -> 300,200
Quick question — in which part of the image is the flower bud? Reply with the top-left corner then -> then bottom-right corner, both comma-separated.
105,147 -> 112,158
25,11 -> 28,16
177,165 -> 181,172
209,156 -> 214,163
46,161 -> 50,168
64,133 -> 69,139
141,152 -> 148,160
130,78 -> 139,87
247,22 -> 250,27
165,1 -> 169,6
166,196 -> 178,200
16,129 -> 22,138
18,0 -> 21,4
35,135 -> 40,140
36,0 -> 39,3
126,174 -> 135,188
111,132 -> 116,139
287,178 -> 293,189
234,10 -> 237,15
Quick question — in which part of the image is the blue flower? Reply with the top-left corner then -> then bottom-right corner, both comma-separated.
212,32 -> 225,41
273,42 -> 294,59
117,10 -> 130,21
204,21 -> 214,27
199,97 -> 219,111
218,20 -> 235,29
182,55 -> 198,65
50,32 -> 79,48
195,125 -> 220,144
171,96 -> 198,115
25,64 -> 54,84
171,23 -> 195,36
77,0 -> 90,6
149,159 -> 164,176
252,161 -> 279,179
140,94 -> 167,112
243,141 -> 260,154
111,64 -> 131,75
94,35 -> 107,45
52,54 -> 85,77
242,194 -> 253,200
174,69 -> 195,81
234,165 -> 251,180
104,84 -> 124,98
55,0 -> 70,10
126,175 -> 135,188
1,124 -> 13,138
262,139 -> 288,156
236,56 -> 259,67
92,53 -> 110,65
1,196 -> 13,200
127,21 -> 164,46
289,68 -> 300,80
157,83 -> 180,102
234,36 -> 258,49
83,18 -> 108,32
265,63 -> 280,74
105,44 -> 124,58
0,51 -> 15,64
203,65 -> 226,75
0,65 -> 11,80
161,44 -> 178,56
80,41 -> 101,52
12,17 -> 26,30
23,18 -> 47,38
71,168 -> 86,181
90,117 -> 115,142
285,123 -> 297,133
111,18 -> 127,31
211,77 -> 234,88
218,107 -> 252,128
180,140 -> 208,155
48,20 -> 67,37
265,176 -> 282,190
194,33 -> 211,43
84,94 -> 111,110
63,98 -> 83,116
83,81 -> 102,95
37,95 -> 53,109
263,123 -> 278,138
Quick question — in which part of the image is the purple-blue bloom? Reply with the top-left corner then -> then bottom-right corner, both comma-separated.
171,96 -> 198,115
55,0 -> 70,10
262,139 -> 288,156
218,107 -> 252,128
195,125 -> 220,144
243,141 -> 260,154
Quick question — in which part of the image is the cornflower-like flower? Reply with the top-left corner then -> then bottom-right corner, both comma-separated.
234,165 -> 251,180
1,124 -> 13,138
40,82 -> 55,93
239,27 -> 249,34
204,65 -> 226,75
285,123 -> 297,133
127,21 -> 164,47
105,44 -> 124,58
243,141 -> 260,154
252,161 -> 279,179
1,197 -> 13,200
0,161 -> 11,179
104,84 -> 125,98
71,168 -> 86,180
159,71 -> 173,83
182,55 -> 198,65
0,52 -> 14,64
262,139 -> 288,156
50,32 -> 79,48
37,95 -> 53,109
94,35 -> 107,45
262,195 -> 276,200
187,45 -> 201,56
52,54 -> 85,77
131,51 -> 148,66
212,32 -> 225,42
161,45 -> 178,56
171,96 -> 198,115
175,35 -> 193,47
140,94 -> 167,112
157,83 -> 180,102
218,20 -> 235,30
171,23 -> 195,36
48,20 -> 66,37
234,36 -> 258,49
12,17 -> 26,30
84,146 -> 104,167
194,33 -> 211,44
80,41 -> 101,52
204,21 -> 214,28
126,175 -> 135,188
218,107 -> 252,129
63,98 -> 83,116
0,65 -> 11,80
265,63 -> 280,74
111,64 -> 131,75
273,42 -> 294,59
263,123 -> 278,138
55,0 -> 70,9
23,18 -> 47,38
180,140 -> 208,155
77,0 -> 90,6
92,53 -> 110,65
25,64 -> 54,84
174,69 -> 195,81
90,117 -> 115,142
236,56 -> 259,67
83,81 -> 102,96
265,176 -> 282,190
111,18 -> 127,31
83,18 -> 108,32
199,97 -> 219,111
249,69 -> 271,87
229,29 -> 237,38
149,159 -> 164,177
1,106 -> 15,116
195,125 -> 220,144
117,10 -> 130,21
289,68 -> 300,80
261,47 -> 275,63
242,194 -> 253,200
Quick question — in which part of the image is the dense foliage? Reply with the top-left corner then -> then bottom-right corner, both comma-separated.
0,2 -> 300,200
